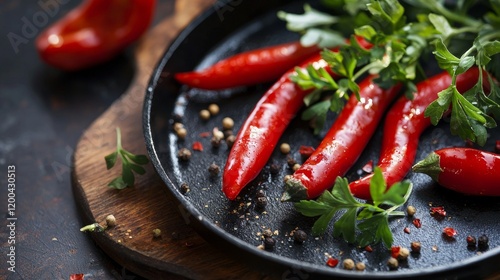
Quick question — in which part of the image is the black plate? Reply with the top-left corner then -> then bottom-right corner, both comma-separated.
143,1 -> 500,279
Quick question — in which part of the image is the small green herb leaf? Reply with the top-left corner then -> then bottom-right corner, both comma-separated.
104,127 -> 149,189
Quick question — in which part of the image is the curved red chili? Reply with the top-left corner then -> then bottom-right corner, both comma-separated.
281,76 -> 402,202
222,53 -> 329,200
36,0 -> 156,71
175,41 -> 320,90
348,67 -> 489,200
412,147 -> 500,196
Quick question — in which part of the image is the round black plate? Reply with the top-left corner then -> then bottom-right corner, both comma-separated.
143,1 -> 500,279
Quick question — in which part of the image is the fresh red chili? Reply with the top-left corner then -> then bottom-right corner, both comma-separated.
413,147 -> 500,196
281,76 -> 402,201
174,41 -> 320,90
222,53 -> 329,200
348,67 -> 489,200
36,0 -> 156,71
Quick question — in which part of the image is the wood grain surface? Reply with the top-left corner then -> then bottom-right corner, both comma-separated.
71,1 -> 273,279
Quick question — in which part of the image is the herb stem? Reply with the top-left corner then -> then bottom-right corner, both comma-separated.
432,3 -> 481,28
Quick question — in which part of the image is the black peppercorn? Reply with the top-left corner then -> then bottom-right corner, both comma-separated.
269,163 -> 280,174
256,196 -> 268,208
286,156 -> 297,168
263,236 -> 275,250
177,148 -> 192,161
208,163 -> 220,176
293,229 -> 307,244
180,183 -> 190,194
466,235 -> 476,247
478,234 -> 489,250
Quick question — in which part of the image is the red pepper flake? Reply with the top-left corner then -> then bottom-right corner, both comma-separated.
326,257 -> 339,267
70,274 -> 84,280
443,227 -> 457,238
391,246 -> 401,258
362,160 -> 374,173
364,245 -> 373,252
430,206 -> 446,217
299,146 -> 315,158
192,141 -> 204,151
495,140 -> 500,154
404,227 -> 411,234
412,218 -> 422,228
199,131 -> 210,138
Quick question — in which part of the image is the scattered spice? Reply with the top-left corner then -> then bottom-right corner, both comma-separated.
262,228 -> 273,238
406,205 -> 417,216
443,227 -> 457,239
404,227 -> 411,234
256,196 -> 268,209
412,218 -> 422,228
208,103 -> 220,115
177,148 -> 192,161
478,234 -> 489,250
398,247 -> 410,261
199,131 -> 211,138
299,145 -> 315,159
223,129 -> 233,138
326,257 -> 339,267
176,127 -> 187,139
180,183 -> 190,194
211,136 -> 222,148
293,229 -> 307,244
343,258 -> 355,270
199,109 -> 210,120
263,236 -> 276,250
280,143 -> 291,154
387,257 -> 399,270
222,117 -> 234,130
292,163 -> 301,171
208,163 -> 220,176
269,163 -> 280,174
286,156 -> 297,168
495,140 -> 500,154
70,274 -> 84,280
410,241 -> 421,253
192,141 -> 203,151
225,135 -> 236,148
391,246 -> 401,258
153,228 -> 162,238
466,235 -> 477,247
364,245 -> 373,252
361,160 -> 374,173
355,262 -> 366,271
430,206 -> 446,218
105,215 -> 116,227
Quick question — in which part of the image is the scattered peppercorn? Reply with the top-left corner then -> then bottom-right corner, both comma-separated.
211,136 -> 222,148
404,227 -> 411,234
387,257 -> 399,270
355,262 -> 366,271
263,236 -> 276,250
478,234 -> 489,250
286,156 -> 297,168
173,122 -> 184,132
466,235 -> 477,247
213,129 -> 224,140
256,190 -> 266,197
208,104 -> 219,115
256,196 -> 268,209
343,259 -> 355,270
105,214 -> 116,227
293,229 -> 307,244
223,129 -> 233,138
199,109 -> 211,120
180,182 -> 190,194
398,247 -> 410,261
152,228 -> 162,238
208,163 -> 220,176
280,143 -> 291,154
269,163 -> 280,174
410,241 -> 421,253
262,228 -> 273,238
226,135 -> 236,148
292,163 -> 301,171
407,205 -> 417,216
176,127 -> 187,139
177,148 -> 192,161
222,117 -> 234,130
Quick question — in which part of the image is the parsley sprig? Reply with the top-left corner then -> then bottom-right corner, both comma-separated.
280,0 -> 500,145
104,127 -> 149,189
294,167 -> 412,247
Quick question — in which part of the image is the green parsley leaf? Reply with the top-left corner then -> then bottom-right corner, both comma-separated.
293,168 -> 412,247
105,127 -> 149,189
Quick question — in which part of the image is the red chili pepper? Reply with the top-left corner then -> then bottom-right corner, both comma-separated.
412,218 -> 422,228
326,257 -> 339,267
35,0 -> 156,71
222,37 -> 372,200
281,76 -> 402,201
348,67 -> 489,200
413,147 -> 500,196
222,53 -> 328,200
443,227 -> 458,238
174,41 -> 320,90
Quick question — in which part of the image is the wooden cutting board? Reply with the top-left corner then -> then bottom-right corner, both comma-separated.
71,1 -> 274,279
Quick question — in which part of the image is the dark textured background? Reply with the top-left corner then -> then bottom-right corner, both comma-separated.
0,1 -> 171,279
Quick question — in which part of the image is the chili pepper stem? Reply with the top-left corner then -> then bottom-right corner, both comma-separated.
412,152 -> 442,181
281,178 -> 308,202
